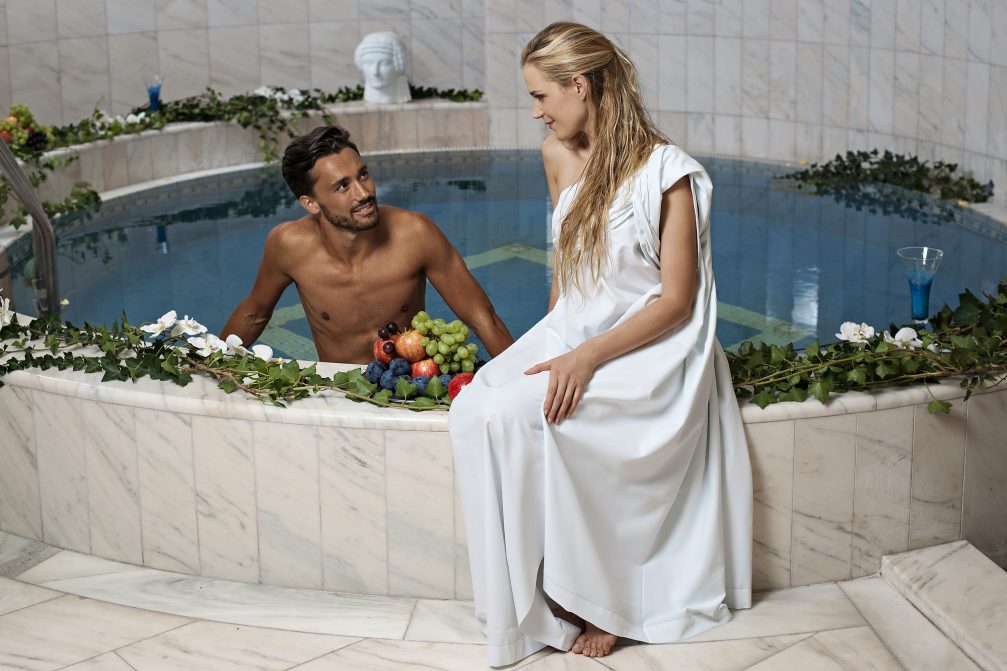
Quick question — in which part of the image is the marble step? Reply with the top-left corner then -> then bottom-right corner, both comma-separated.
882,541 -> 1007,671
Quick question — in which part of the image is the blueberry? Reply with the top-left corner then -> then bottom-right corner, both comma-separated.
439,374 -> 452,387
413,375 -> 430,394
389,357 -> 411,376
365,360 -> 387,384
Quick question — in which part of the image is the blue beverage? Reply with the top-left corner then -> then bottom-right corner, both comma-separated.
907,268 -> 934,321
147,83 -> 161,112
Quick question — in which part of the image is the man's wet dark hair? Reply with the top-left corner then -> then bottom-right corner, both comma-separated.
281,126 -> 360,198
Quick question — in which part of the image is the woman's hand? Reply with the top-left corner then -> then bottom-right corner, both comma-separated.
524,345 -> 598,423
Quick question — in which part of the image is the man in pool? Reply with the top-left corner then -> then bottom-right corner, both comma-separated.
220,125 -> 514,364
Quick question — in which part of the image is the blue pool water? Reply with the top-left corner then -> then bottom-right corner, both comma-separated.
8,150 -> 1007,361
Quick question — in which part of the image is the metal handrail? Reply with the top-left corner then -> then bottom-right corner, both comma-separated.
0,140 -> 59,316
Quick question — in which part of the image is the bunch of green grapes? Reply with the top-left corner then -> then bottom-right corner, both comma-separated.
410,311 -> 479,375
0,105 -> 51,149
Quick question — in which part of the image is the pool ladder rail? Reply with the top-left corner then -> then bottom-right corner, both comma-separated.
0,139 -> 59,317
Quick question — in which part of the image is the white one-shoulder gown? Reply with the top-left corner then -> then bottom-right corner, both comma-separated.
449,144 -> 752,667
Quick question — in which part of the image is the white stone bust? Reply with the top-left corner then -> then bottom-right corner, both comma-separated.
354,32 -> 411,104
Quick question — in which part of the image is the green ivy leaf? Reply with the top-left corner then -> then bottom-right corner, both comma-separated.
394,377 -> 418,399
808,379 -> 833,403
218,378 -> 237,393
927,399 -> 952,414
846,367 -> 868,385
875,360 -> 899,378
424,375 -> 447,399
751,392 -> 776,409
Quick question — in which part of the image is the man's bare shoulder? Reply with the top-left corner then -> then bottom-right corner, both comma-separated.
379,205 -> 439,234
262,216 -> 317,265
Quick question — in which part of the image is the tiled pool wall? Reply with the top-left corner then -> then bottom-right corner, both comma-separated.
1,0 -> 1004,206
0,365 -> 1004,600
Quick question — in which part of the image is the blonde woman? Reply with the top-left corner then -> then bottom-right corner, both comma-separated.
449,22 -> 752,666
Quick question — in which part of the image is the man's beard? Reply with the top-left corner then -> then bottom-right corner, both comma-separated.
319,196 -> 379,231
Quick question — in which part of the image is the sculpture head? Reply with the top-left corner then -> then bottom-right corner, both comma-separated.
354,32 -> 411,104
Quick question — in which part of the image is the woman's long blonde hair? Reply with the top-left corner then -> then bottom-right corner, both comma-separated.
522,22 -> 668,296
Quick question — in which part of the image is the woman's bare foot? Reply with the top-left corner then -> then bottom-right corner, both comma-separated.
571,622 -> 618,658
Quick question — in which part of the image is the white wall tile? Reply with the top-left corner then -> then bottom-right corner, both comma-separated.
850,0 -> 871,47
822,0 -> 850,45
6,0 -> 56,43
411,18 -> 461,90
157,0 -> 208,29
83,400 -> 142,565
869,0 -> 895,49
0,386 -> 42,540
741,114 -> 769,157
658,34 -> 688,112
686,35 -> 714,112
259,23 -> 310,88
208,0 -> 257,26
769,0 -> 796,40
660,0 -> 687,34
58,36 -> 111,121
992,1 -> 1007,67
193,416 -> 258,583
257,0 -> 307,23
307,0 -> 357,21
106,0 -> 157,34
797,0 -> 824,42
893,51 -> 919,138
687,111 -> 714,152
308,20 -> 358,90
943,0 -> 968,60
35,392 -> 90,553
989,65 -> 1007,159
254,421 -> 322,588
920,0 -> 945,55
386,430 -> 454,598
964,60 -> 989,154
108,32 -> 159,115
208,25 -> 260,95
714,113 -> 741,155
0,47 -> 9,113
768,40 -> 796,120
746,421 -> 793,590
158,28 -> 210,99
796,42 -> 823,124
741,38 -> 769,117
9,40 -> 61,125
895,0 -> 920,52
941,56 -> 966,147
868,47 -> 895,133
319,427 -> 387,594
714,36 -> 742,115
967,0 -> 991,62
136,408 -> 199,573
742,0 -> 770,39
57,0 -> 106,38
686,0 -> 714,35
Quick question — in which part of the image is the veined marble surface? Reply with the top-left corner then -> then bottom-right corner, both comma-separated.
882,541 -> 1007,671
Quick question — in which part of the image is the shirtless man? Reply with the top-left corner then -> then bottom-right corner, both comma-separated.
221,125 -> 513,363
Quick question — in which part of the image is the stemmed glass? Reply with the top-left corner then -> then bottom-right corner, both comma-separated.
897,246 -> 943,324
148,75 -> 163,112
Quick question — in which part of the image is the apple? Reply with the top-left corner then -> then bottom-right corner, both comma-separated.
412,358 -> 439,378
448,372 -> 475,399
4,116 -> 17,126
0,130 -> 10,144
395,330 -> 427,362
373,335 -> 398,365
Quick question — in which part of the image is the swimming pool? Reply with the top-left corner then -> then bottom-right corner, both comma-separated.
7,149 -> 1006,361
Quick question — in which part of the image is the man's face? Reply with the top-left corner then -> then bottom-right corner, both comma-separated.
360,52 -> 396,88
303,150 -> 379,232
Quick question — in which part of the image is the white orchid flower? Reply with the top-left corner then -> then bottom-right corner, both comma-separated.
251,344 -> 273,361
140,309 -> 178,336
0,293 -> 14,328
836,321 -> 876,345
136,111 -> 146,121
125,113 -> 139,124
187,334 -> 229,357
171,315 -> 207,337
224,333 -> 248,354
883,327 -> 922,350
254,85 -> 273,97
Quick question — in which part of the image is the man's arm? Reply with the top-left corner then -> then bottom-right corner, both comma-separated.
419,217 -> 514,358
220,227 -> 293,346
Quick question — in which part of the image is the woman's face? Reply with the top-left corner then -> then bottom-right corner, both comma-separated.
523,63 -> 589,142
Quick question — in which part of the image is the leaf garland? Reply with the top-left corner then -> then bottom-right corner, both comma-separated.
728,276 -> 1007,414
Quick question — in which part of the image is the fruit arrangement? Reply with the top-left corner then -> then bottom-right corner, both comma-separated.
0,104 -> 52,153
364,312 -> 483,404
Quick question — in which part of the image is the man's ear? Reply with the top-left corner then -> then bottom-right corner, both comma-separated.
299,194 -> 320,214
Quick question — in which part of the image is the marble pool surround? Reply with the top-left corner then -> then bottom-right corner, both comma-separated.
1,341 -> 1005,602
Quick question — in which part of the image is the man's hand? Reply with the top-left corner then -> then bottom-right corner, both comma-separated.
524,345 -> 598,423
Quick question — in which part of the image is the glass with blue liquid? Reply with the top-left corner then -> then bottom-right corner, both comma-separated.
897,246 -> 943,324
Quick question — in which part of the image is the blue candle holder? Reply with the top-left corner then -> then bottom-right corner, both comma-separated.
897,246 -> 943,324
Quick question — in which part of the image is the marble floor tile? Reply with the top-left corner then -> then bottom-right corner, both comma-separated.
745,626 -> 903,670
17,549 -> 415,639
0,530 -> 60,578
288,639 -> 551,670
838,577 -> 979,671
403,599 -> 485,643
521,653 -> 608,669
61,652 -> 137,670
600,634 -> 810,670
117,620 -> 360,671
0,595 -> 189,671
686,584 -> 865,642
0,575 -> 61,615
882,541 -> 1007,671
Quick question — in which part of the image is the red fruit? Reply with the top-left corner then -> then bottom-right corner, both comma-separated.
412,358 -> 439,378
448,372 -> 475,399
372,335 -> 398,365
0,130 -> 10,144
395,330 -> 427,362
